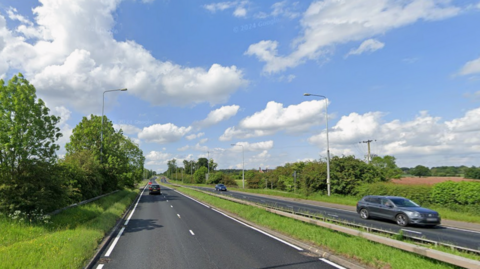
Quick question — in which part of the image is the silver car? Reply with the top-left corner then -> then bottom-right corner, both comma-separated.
356,195 -> 441,227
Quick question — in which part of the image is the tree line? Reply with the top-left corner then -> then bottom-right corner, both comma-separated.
0,74 -> 146,219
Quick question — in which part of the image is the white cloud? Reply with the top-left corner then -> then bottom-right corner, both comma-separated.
6,7 -> 33,25
246,0 -> 460,73
145,150 -> 172,166
345,39 -> 385,57
204,1 -> 249,17
231,140 -> 274,151
220,100 -> 325,140
463,91 -> 480,102
138,123 -> 192,144
113,124 -> 142,135
458,57 -> 480,76
194,105 -> 240,128
0,1 -> 247,113
199,138 -> 208,144
307,108 -> 480,167
186,132 -> 205,140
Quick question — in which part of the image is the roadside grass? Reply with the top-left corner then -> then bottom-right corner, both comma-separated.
0,182 -> 145,269
173,186 -> 466,269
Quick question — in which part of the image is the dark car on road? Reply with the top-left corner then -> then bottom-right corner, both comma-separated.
149,184 -> 161,195
215,184 -> 227,191
356,195 -> 441,227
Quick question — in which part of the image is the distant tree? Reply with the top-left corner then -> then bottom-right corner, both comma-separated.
194,166 -> 208,183
208,158 -> 218,172
370,155 -> 403,179
197,158 -> 208,169
411,165 -> 431,178
464,166 -> 480,180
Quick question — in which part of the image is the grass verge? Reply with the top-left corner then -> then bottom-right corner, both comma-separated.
0,182 -> 145,269
172,185 -> 470,269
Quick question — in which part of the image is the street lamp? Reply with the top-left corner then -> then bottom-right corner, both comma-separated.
304,93 -> 331,196
231,144 -> 245,189
101,88 -> 127,162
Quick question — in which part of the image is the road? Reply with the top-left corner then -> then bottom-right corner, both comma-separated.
94,183 -> 343,269
192,186 -> 480,251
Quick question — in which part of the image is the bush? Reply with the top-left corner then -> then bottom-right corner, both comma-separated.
431,181 -> 480,206
354,183 -> 433,205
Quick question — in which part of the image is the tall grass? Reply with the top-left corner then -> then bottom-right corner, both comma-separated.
0,182 -> 144,269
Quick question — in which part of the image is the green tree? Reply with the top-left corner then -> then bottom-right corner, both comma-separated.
194,166 -> 208,183
411,165 -> 431,178
196,157 -> 208,169
0,74 -> 65,215
370,155 -> 403,179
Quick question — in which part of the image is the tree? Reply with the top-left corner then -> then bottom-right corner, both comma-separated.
370,155 -> 403,179
196,157 -> 208,169
0,74 -> 65,215
194,166 -> 208,183
208,158 -> 218,172
411,165 -> 431,178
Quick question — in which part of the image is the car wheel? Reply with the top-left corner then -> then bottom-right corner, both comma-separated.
396,213 -> 409,227
359,208 -> 369,219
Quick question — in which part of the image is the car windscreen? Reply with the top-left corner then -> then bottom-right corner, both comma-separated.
390,198 -> 419,207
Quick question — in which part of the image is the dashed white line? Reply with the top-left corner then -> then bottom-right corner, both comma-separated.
171,205 -> 173,208
96,264 -> 104,269
319,258 -> 346,269
177,214 -> 181,218
105,227 -> 125,257
189,230 -> 195,235
401,229 -> 422,235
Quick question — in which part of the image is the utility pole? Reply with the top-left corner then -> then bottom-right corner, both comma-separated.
207,151 -> 210,182
360,140 -> 375,164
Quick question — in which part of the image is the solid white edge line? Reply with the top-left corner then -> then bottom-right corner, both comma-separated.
105,227 -> 125,257
210,208 -> 303,251
401,229 -> 422,235
96,264 -> 104,269
320,258 -> 346,269
444,226 -> 480,234
124,184 -> 147,226
190,230 -> 195,235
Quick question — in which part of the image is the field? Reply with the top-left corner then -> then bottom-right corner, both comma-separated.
392,177 -> 477,185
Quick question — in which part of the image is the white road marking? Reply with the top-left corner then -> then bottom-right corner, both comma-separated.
171,205 -> 173,208
401,229 -> 422,235
105,227 -> 125,257
177,214 -> 181,218
96,264 -> 104,269
189,230 -> 195,235
444,226 -> 480,234
211,208 -> 303,251
124,185 -> 147,226
319,258 -> 346,269
327,214 -> 338,218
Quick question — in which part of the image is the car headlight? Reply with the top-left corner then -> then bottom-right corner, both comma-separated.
406,211 -> 421,218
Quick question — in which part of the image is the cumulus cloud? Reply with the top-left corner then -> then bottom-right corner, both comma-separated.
186,132 -> 205,140
0,0 -> 247,113
345,39 -> 385,57
194,105 -> 240,128
308,108 -> 480,167
231,140 -> 274,151
138,123 -> 192,144
145,150 -> 172,166
458,57 -> 480,76
254,1 -> 300,19
204,1 -> 249,17
113,124 -> 142,135
220,100 -> 325,141
246,0 -> 461,73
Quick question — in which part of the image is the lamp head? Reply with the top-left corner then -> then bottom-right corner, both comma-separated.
303,93 -> 311,96
120,88 -> 128,91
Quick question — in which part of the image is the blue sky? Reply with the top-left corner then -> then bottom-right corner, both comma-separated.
1,0 -> 480,172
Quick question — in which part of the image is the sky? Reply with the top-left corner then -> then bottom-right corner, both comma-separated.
1,0 -> 480,173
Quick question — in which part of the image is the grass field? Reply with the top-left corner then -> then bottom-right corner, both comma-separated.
0,181 -> 146,269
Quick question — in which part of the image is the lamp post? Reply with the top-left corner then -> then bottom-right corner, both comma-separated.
304,93 -> 331,196
101,88 -> 127,162
231,144 -> 245,189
